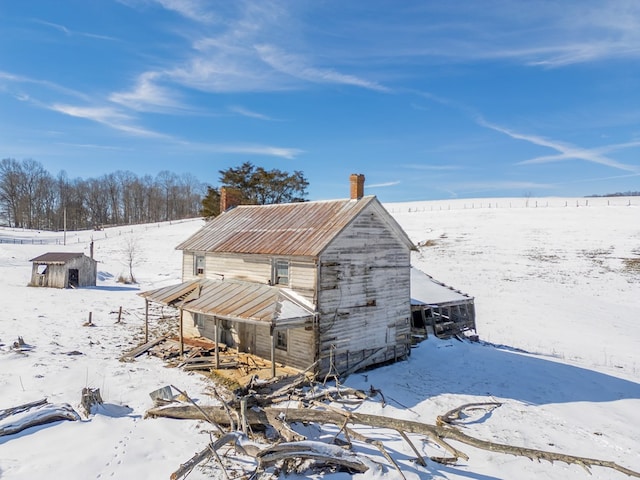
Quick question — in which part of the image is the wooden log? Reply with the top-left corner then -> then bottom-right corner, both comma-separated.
256,440 -> 371,474
0,398 -> 48,421
0,403 -> 80,437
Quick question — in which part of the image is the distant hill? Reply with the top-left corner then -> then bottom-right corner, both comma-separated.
586,191 -> 640,197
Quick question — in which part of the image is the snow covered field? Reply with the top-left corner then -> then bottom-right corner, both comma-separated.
1,197 -> 639,479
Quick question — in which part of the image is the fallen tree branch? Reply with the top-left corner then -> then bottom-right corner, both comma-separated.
171,432 -> 247,480
256,440 -> 373,474
148,404 -> 640,478
169,385 -> 225,435
0,402 -> 80,437
437,401 -> 502,426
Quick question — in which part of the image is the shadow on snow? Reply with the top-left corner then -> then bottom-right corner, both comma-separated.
348,339 -> 640,407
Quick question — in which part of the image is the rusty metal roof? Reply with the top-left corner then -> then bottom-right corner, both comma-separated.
176,196 -> 414,256
30,252 -> 87,264
139,279 -> 315,327
138,280 -> 200,305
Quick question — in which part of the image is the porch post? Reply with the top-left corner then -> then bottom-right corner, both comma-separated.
179,308 -> 184,356
214,317 -> 220,369
144,299 -> 149,343
270,324 -> 276,378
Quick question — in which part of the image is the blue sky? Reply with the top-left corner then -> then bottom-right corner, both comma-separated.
1,0 -> 640,202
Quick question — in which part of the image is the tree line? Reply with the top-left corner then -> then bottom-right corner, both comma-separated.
0,159 -> 310,231
0,158 -> 204,230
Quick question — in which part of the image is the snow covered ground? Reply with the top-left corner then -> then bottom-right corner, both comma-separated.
1,197 -> 639,479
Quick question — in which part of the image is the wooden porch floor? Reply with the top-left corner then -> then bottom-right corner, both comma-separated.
148,336 -> 302,388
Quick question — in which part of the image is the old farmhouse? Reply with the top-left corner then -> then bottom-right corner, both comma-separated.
29,252 -> 97,288
141,175 -> 417,377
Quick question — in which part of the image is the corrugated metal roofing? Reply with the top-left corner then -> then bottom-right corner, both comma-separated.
139,280 -> 200,305
30,252 -> 86,264
176,196 -> 391,256
139,279 -> 315,326
410,267 -> 474,306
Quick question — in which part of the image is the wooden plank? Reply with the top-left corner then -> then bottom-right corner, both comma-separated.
120,334 -> 170,362
183,361 -> 238,371
176,347 -> 202,368
339,347 -> 386,378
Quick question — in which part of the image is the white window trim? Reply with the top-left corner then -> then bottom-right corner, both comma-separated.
194,253 -> 205,276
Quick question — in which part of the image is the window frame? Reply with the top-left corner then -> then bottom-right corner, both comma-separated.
275,329 -> 288,350
194,253 -> 205,276
272,259 -> 290,286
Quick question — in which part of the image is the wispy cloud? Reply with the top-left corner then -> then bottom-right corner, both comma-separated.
111,1 -> 392,105
151,0 -> 215,24
228,105 -> 276,121
180,141 -> 304,159
255,44 -> 390,93
346,2 -> 640,68
110,72 -> 185,112
368,181 -> 400,188
56,142 -> 129,150
32,19 -> 117,41
478,118 -> 640,172
49,102 -> 301,158
49,103 -> 169,138
0,71 -> 89,101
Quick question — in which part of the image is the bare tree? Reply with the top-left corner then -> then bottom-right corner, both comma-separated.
0,161 -> 206,230
0,158 -> 24,227
121,235 -> 142,284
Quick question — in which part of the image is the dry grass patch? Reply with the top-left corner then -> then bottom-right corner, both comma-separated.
622,257 -> 640,275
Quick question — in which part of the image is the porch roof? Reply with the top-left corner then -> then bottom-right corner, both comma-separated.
139,278 -> 315,327
410,267 -> 474,307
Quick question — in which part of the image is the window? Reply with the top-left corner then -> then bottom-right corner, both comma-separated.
273,260 -> 289,285
194,254 -> 205,276
276,330 -> 288,350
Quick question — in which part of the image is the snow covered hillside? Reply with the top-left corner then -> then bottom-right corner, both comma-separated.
1,198 -> 639,479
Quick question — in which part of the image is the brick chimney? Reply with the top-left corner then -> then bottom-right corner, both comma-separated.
350,173 -> 365,200
220,187 -> 244,213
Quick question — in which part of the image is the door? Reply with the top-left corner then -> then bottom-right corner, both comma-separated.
68,269 -> 79,288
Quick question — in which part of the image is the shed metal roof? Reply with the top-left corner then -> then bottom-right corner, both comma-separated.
30,252 -> 87,264
139,279 -> 315,327
176,196 -> 415,256
410,267 -> 474,306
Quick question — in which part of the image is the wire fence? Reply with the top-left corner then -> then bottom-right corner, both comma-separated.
0,218 -> 200,245
386,196 -> 638,214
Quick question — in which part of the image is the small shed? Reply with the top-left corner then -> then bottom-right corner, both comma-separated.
410,267 -> 476,338
29,252 -> 97,289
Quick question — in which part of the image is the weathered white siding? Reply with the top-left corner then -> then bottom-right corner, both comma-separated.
316,204 -> 411,375
253,325 -> 316,370
182,252 -> 195,280
182,251 -> 317,302
30,256 -> 97,288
